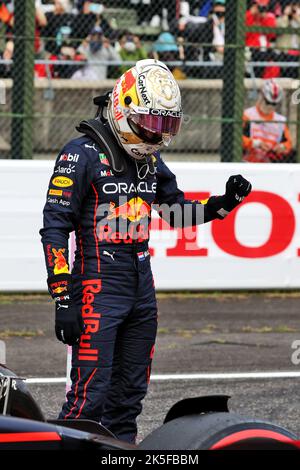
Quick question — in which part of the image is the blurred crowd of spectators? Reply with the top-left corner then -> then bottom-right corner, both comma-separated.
0,0 -> 299,80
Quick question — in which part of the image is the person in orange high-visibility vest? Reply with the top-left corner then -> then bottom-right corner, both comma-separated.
243,79 -> 293,163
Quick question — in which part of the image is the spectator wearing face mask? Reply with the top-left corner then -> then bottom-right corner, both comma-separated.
118,32 -> 147,74
43,0 -> 73,54
177,0 -> 225,77
77,25 -> 120,80
73,1 -> 113,48
210,0 -> 226,62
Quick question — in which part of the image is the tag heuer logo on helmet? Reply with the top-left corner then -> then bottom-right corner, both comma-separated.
138,74 -> 151,106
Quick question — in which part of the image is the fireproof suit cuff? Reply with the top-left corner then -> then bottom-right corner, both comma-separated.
204,194 -> 239,222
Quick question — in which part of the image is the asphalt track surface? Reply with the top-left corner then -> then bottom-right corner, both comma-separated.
1,292 -> 300,442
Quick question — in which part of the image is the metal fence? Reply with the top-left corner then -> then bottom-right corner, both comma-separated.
0,0 -> 299,162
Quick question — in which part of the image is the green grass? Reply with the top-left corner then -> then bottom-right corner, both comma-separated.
157,290 -> 300,300
242,325 -> 299,334
0,290 -> 300,305
157,324 -> 299,337
0,329 -> 45,338
0,294 -> 50,304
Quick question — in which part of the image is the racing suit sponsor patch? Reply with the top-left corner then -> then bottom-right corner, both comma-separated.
78,279 -> 102,362
137,250 -> 150,261
99,153 -> 109,165
48,279 -> 69,297
59,153 -> 79,163
54,164 -> 76,175
100,170 -> 114,177
103,182 -> 157,194
49,189 -> 63,196
46,244 -> 54,267
107,197 -> 151,222
52,176 -> 74,188
52,248 -> 69,275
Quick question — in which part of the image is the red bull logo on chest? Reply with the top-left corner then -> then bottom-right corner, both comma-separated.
107,197 -> 151,223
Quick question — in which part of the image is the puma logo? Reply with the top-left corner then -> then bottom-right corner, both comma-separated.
57,303 -> 68,310
103,250 -> 115,261
85,143 -> 97,152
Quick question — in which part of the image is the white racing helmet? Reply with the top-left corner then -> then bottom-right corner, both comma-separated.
261,79 -> 283,105
107,59 -> 183,160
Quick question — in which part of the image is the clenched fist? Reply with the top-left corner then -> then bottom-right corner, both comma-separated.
224,174 -> 252,209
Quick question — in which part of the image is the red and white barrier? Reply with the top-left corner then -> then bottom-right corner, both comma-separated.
0,160 -> 299,290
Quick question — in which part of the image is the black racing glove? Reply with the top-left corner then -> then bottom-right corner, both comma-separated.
224,174 -> 252,210
205,174 -> 252,221
47,274 -> 84,346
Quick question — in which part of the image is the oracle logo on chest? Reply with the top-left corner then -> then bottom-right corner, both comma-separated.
102,181 -> 157,195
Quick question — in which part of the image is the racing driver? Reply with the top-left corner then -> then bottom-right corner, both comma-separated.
40,59 -> 252,443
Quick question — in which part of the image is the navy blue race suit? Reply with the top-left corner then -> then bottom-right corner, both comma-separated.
40,135 -> 251,443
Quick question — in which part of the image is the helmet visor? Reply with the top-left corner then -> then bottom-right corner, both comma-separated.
129,109 -> 182,138
128,119 -> 163,144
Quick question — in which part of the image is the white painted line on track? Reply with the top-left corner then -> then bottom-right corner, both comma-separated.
152,372 -> 300,380
26,378 -> 66,384
25,371 -> 300,384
